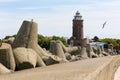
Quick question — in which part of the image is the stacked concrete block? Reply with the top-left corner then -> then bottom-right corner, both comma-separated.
3,37 -> 15,45
0,43 -> 15,70
97,47 -> 104,57
12,21 -> 46,68
13,47 -> 46,70
86,44 -> 98,58
100,46 -> 109,56
50,40 -> 68,63
79,47 -> 89,59
12,21 -> 38,49
0,63 -> 11,74
57,40 -> 78,53
12,20 -> 68,67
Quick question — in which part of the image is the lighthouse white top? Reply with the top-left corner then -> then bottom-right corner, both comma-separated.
74,11 -> 82,20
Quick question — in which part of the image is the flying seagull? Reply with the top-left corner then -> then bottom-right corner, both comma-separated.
102,21 -> 107,29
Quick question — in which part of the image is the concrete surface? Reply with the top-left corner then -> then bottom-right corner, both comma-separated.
0,56 -> 120,80
114,66 -> 120,80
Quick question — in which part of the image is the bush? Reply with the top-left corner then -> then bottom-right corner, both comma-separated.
38,34 -> 51,50
92,36 -> 99,42
0,39 -> 2,47
101,38 -> 120,49
52,36 -> 67,46
4,35 -> 16,39
4,34 -> 68,50
38,34 -> 67,50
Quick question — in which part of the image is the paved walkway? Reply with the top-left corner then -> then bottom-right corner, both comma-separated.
0,56 -> 113,80
114,66 -> 120,80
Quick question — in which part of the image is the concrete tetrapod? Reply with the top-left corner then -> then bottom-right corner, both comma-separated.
100,46 -> 109,56
50,40 -> 68,62
12,20 -> 46,67
97,47 -> 104,57
57,40 -> 79,54
33,44 -> 63,65
0,43 -> 15,70
12,20 -> 66,66
79,47 -> 89,59
0,63 -> 11,74
12,20 -> 38,49
13,47 -> 45,70
3,37 -> 15,45
50,40 -> 66,58
86,44 -> 98,58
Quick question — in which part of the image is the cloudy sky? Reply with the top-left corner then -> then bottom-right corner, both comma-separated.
0,0 -> 120,39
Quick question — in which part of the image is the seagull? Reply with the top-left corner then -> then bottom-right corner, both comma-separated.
102,21 -> 107,29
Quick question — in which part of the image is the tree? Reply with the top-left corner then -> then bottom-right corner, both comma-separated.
93,36 -> 99,42
38,35 -> 67,50
4,34 -> 16,39
52,36 -> 67,46
0,39 -> 2,47
38,34 -> 51,50
101,38 -> 120,49
4,34 -> 68,50
116,39 -> 120,49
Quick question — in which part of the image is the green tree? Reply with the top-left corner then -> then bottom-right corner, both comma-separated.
93,36 -> 99,42
116,39 -> 120,49
4,34 -> 68,50
38,34 -> 51,50
4,34 -> 16,39
38,35 -> 67,50
101,38 -> 120,49
0,39 -> 2,47
52,36 -> 67,46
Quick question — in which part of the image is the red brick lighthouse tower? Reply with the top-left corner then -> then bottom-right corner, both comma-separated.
72,11 -> 84,46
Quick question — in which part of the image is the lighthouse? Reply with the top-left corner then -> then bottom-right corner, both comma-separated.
72,11 -> 84,46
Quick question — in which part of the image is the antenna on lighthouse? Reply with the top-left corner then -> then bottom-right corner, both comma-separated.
31,19 -> 33,22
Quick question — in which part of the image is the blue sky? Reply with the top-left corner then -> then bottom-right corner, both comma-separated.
0,0 -> 120,39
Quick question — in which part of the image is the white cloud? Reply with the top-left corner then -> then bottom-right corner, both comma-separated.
0,0 -> 21,2
0,0 -> 120,39
18,7 -> 39,10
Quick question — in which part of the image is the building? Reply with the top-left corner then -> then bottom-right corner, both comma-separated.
70,11 -> 84,46
90,42 -> 108,52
